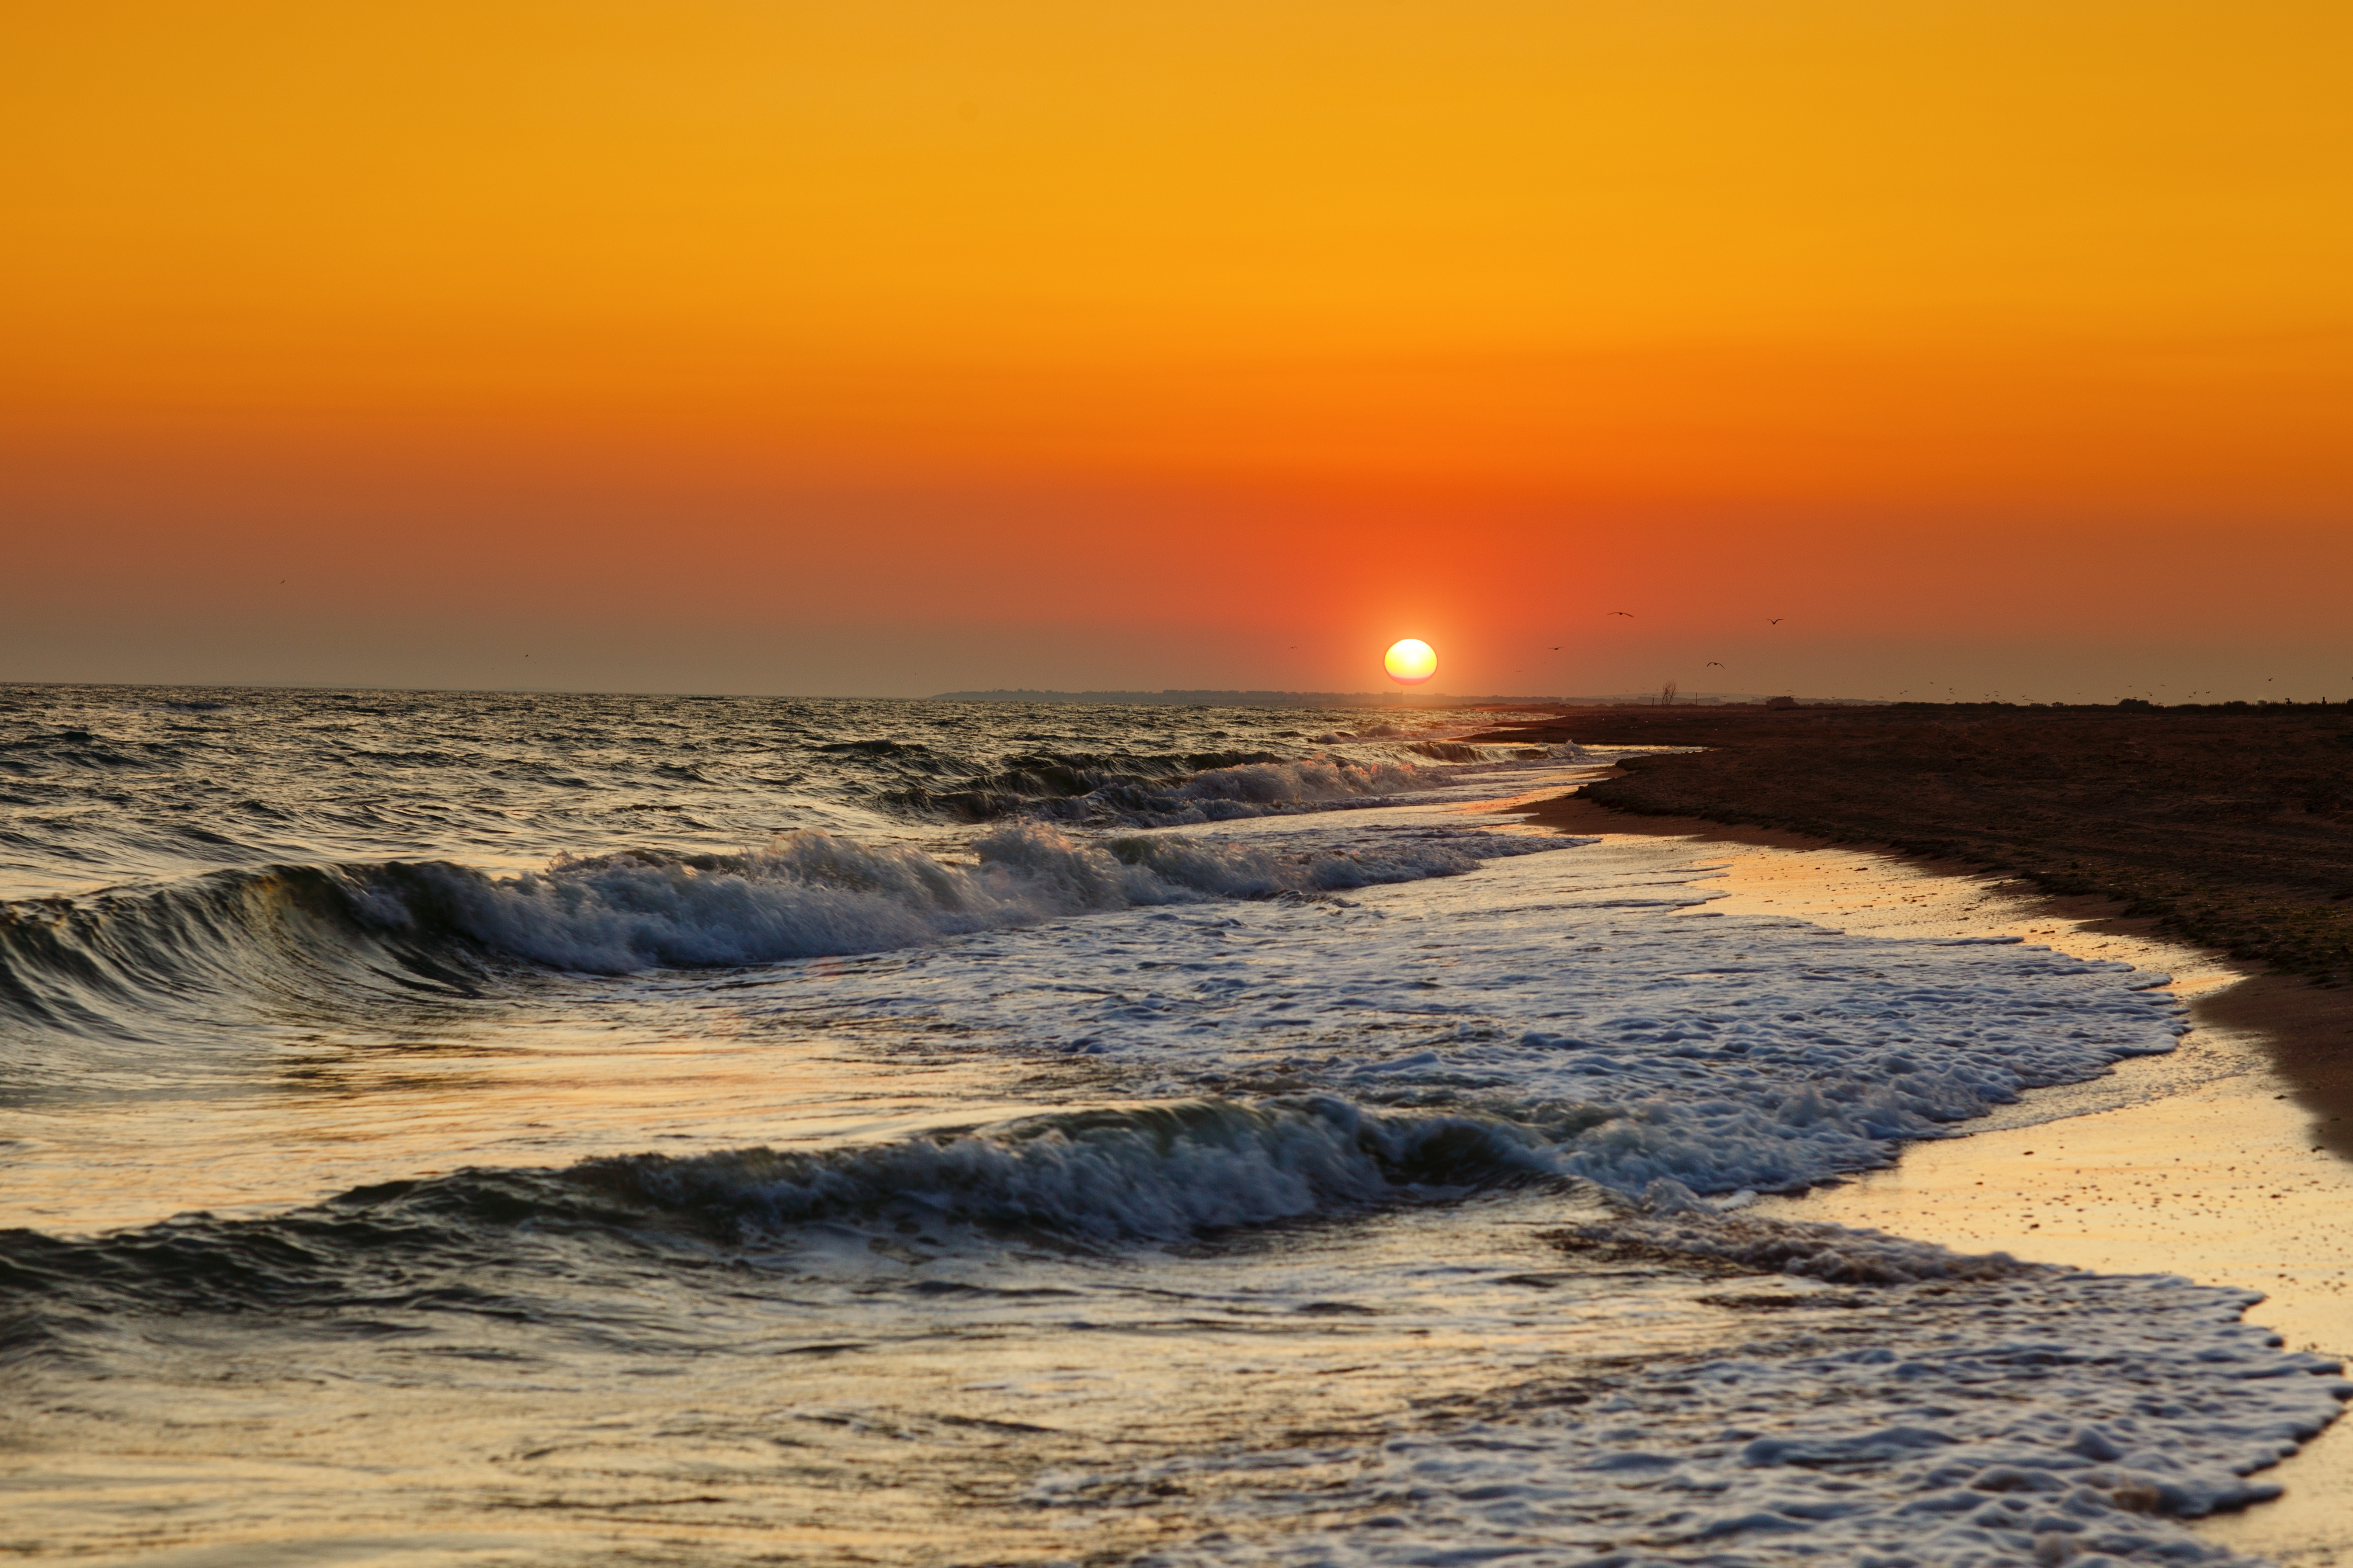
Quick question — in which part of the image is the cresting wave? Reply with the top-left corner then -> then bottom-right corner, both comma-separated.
0,1089 -> 2089,1339
0,1098 -> 1571,1324
0,1057 -> 2169,1327
878,750 -> 1458,825
0,860 -> 491,1047
403,821 -> 1565,973
602,1096 -> 1574,1242
0,824 -> 1568,1037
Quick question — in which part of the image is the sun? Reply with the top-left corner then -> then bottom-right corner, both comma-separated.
1383,638 -> 1437,686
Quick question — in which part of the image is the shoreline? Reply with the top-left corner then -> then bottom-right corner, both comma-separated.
1508,784 -> 2353,1160
1463,704 -> 2353,1107
1491,786 -> 2353,1559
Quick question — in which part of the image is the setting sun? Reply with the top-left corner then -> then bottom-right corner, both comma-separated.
1383,638 -> 1437,686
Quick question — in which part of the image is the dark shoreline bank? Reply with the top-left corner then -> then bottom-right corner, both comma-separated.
1468,703 -> 2353,1153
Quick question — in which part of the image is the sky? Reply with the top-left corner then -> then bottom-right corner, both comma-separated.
5,1 -> 2349,701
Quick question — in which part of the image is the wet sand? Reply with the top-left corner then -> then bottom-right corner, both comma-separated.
1489,790 -> 2353,1561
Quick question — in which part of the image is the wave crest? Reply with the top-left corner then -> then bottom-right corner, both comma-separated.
353,823 -> 1542,974
0,825 -> 1568,1037
0,1099 -> 1573,1330
595,1096 -> 1559,1243
888,753 -> 1441,826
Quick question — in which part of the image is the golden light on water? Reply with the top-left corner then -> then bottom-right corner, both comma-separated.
1383,639 -> 1437,686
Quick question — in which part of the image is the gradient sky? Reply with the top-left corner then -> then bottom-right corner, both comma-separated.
6,2 -> 2348,700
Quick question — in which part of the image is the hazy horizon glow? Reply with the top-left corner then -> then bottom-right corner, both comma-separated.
6,3 -> 2348,700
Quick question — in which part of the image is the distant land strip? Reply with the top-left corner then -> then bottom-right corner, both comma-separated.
931,688 -> 1549,707
928,689 -> 1888,708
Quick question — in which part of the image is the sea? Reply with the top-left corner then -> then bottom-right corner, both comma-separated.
2,684 -> 2344,1567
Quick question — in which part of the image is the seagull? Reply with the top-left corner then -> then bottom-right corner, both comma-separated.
1768,618 -> 1782,626
1611,611 -> 1634,618
1706,661 -> 1724,667
1550,645 -> 1561,651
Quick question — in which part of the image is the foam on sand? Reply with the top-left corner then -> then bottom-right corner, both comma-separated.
1067,1218 -> 2348,1565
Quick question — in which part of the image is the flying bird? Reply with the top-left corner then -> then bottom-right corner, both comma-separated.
1611,611 -> 1634,618
1706,661 -> 1724,667
1768,618 -> 1782,625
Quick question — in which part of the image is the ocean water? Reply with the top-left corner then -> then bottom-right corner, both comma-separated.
2,685 -> 2344,1567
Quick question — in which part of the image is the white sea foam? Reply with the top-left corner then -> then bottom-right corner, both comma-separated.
717,832 -> 2190,1202
1060,1224 -> 2350,1565
810,827 -> 2338,1564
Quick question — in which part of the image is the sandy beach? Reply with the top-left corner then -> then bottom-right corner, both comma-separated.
1491,777 -> 2353,1561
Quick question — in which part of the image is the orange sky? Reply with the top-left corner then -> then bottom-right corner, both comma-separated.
5,2 -> 2349,698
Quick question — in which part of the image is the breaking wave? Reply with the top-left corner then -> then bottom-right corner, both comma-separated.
883,752 -> 1448,825
0,825 -> 1572,1040
0,1099 -> 1573,1327
407,821 -> 1549,973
